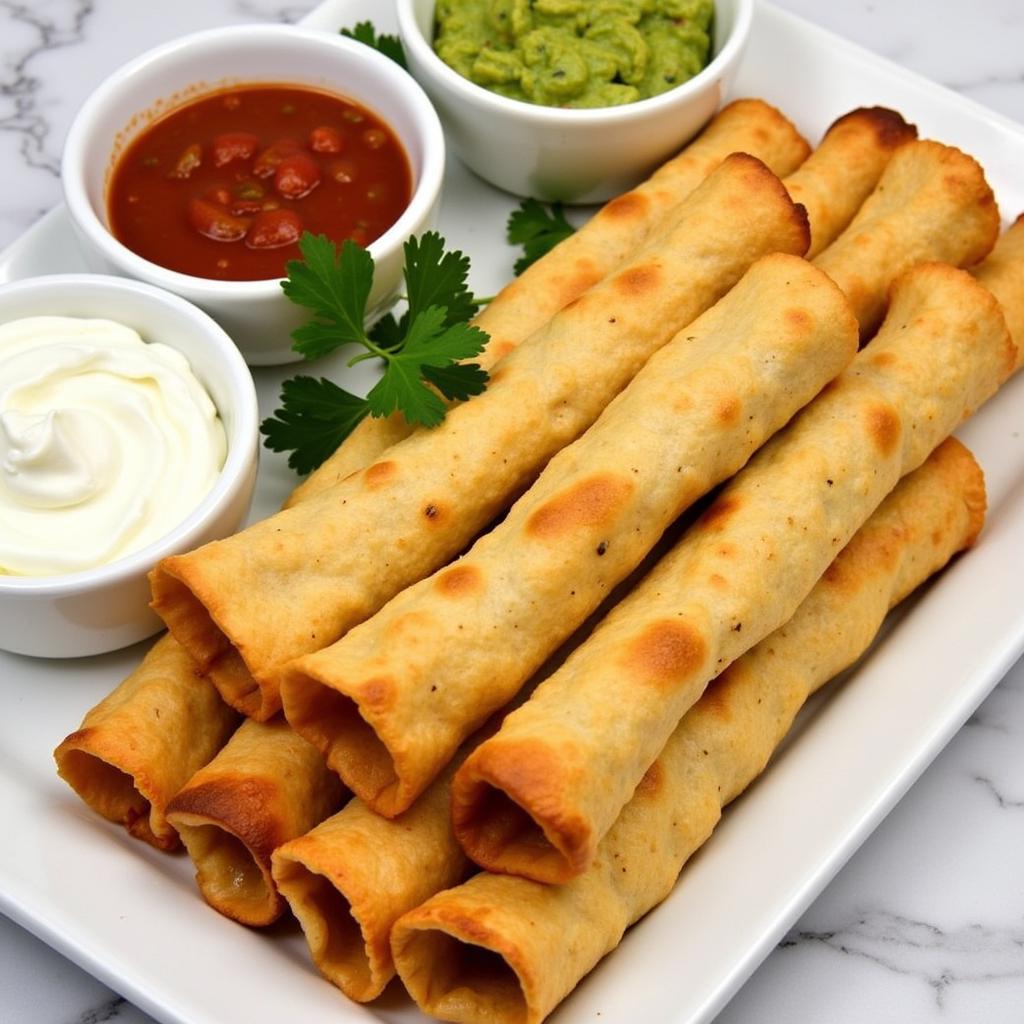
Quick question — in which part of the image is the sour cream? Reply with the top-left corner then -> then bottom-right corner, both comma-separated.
0,316 -> 226,576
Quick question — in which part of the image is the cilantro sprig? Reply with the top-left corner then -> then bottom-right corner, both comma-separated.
506,198 -> 577,275
340,21 -> 407,69
261,232 -> 489,475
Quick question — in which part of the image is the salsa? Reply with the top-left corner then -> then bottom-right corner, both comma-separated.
433,0 -> 715,109
107,85 -> 412,281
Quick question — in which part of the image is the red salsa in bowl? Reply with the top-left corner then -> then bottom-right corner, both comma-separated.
107,84 -> 413,281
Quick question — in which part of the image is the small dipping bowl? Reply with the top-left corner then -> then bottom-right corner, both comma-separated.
396,0 -> 752,203
62,24 -> 446,365
0,274 -> 259,658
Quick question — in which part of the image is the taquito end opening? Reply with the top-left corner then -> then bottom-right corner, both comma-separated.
272,856 -> 382,1001
281,670 -> 406,816
168,816 -> 280,926
54,744 -> 174,851
393,921 -> 529,1024
149,561 -> 232,671
452,771 -> 585,885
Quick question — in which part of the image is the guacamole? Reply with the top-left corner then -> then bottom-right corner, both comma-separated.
433,0 -> 715,109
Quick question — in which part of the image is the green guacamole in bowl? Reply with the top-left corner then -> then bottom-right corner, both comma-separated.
433,0 -> 715,109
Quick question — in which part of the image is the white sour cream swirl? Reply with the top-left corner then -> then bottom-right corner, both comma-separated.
0,317 -> 226,576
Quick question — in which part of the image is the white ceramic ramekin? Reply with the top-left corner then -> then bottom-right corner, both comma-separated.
396,0 -> 752,203
61,24 -> 446,365
0,274 -> 259,658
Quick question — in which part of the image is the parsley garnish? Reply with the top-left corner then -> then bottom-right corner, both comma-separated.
261,232 -> 489,475
506,198 -> 577,275
340,21 -> 407,69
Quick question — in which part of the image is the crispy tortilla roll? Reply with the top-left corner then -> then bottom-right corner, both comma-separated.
783,107 -> 916,258
973,213 -> 1024,361
393,438 -> 986,1024
53,634 -> 238,852
165,717 -> 344,926
452,263 -> 1014,883
287,99 -> 811,506
151,154 -> 810,720
281,254 -> 858,816
271,757 -> 469,1002
813,139 -> 999,335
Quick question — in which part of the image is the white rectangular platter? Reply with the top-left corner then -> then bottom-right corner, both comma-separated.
1,2 -> 1023,1023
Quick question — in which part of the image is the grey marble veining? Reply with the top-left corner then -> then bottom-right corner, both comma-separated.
0,2 -> 1022,1023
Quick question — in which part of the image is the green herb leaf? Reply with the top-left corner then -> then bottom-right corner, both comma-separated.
261,376 -> 370,475
340,21 -> 408,69
506,198 -> 576,275
282,234 -> 374,360
261,232 -> 491,473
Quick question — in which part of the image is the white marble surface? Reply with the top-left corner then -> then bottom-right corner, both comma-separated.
1,1 -> 1023,1022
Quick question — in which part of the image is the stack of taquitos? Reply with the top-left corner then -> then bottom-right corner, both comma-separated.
451,260 -> 1014,883
393,437 -> 987,1024
151,152 -> 810,720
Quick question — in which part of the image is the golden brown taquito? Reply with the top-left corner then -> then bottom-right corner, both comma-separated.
164,716 -> 344,926
271,755 -> 469,1002
151,153 -> 810,720
973,212 -> 1024,359
813,139 -> 999,336
452,262 -> 1014,884
783,106 -> 916,258
53,634 -> 238,852
393,437 -> 986,1024
286,98 -> 810,506
281,253 -> 858,816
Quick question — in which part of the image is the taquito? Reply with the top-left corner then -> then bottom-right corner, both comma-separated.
271,755 -> 469,1002
53,633 -> 238,851
151,153 -> 810,720
393,437 -> 986,1024
281,253 -> 858,816
782,106 -> 916,258
452,262 -> 1014,883
813,139 -> 999,335
286,98 -> 810,506
165,716 -> 344,926
974,212 -> 1024,357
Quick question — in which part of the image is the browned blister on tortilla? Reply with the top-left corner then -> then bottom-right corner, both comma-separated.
393,438 -> 986,1024
54,633 -> 238,852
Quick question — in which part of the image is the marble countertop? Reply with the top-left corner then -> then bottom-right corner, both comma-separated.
1,2 -> 1022,1022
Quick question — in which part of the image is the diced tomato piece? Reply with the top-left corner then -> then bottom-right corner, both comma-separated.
211,132 -> 260,167
245,209 -> 303,249
274,152 -> 321,199
187,198 -> 250,242
168,143 -> 202,179
309,126 -> 344,154
204,186 -> 233,206
252,138 -> 301,178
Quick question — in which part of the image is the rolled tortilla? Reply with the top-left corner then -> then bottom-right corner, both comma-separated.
53,633 -> 238,851
281,253 -> 858,816
164,716 -> 344,926
286,98 -> 811,506
973,212 -> 1024,359
783,106 -> 916,258
392,437 -> 987,1024
151,153 -> 810,720
451,262 -> 1014,884
271,755 -> 469,1002
813,139 -> 999,335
